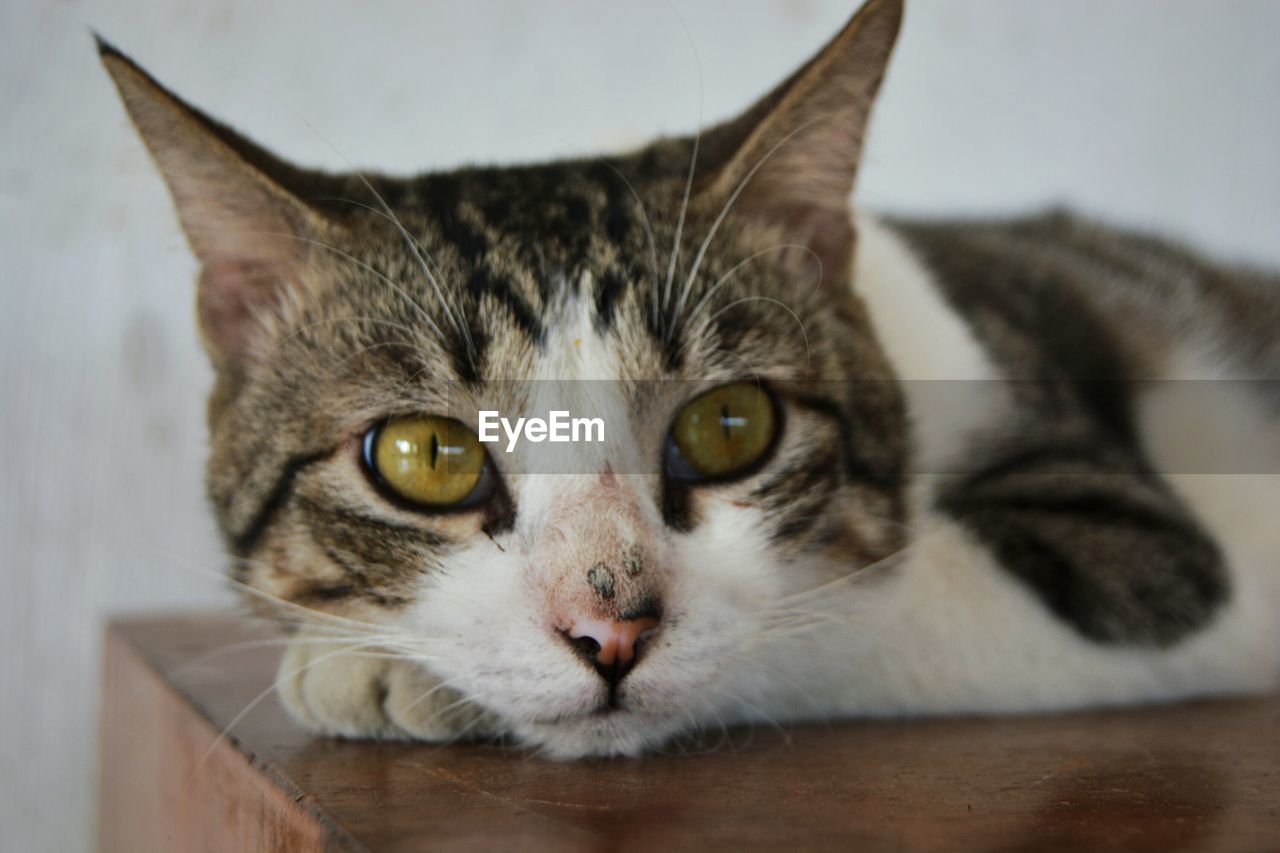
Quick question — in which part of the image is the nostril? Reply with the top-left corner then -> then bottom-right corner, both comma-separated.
566,632 -> 601,661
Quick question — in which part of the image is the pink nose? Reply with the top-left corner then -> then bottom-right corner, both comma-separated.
564,614 -> 661,688
568,616 -> 660,666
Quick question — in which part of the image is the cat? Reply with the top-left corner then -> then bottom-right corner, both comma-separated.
99,0 -> 1280,759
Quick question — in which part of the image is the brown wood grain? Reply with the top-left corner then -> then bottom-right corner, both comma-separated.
99,613 -> 1280,852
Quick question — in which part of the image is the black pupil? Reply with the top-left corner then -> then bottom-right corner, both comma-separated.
429,432 -> 440,470
721,404 -> 733,440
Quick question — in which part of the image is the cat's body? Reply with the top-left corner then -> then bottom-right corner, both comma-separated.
782,213 -> 1280,717
101,0 -> 1279,759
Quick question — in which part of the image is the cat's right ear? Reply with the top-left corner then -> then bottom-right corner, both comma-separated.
98,38 -> 328,371
695,0 -> 902,282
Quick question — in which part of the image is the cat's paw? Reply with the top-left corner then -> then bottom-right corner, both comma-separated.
276,636 -> 497,742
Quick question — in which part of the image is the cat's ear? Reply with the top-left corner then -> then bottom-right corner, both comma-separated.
98,38 -> 330,370
700,0 -> 902,276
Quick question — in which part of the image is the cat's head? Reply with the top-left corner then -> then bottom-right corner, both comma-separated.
102,0 -> 907,756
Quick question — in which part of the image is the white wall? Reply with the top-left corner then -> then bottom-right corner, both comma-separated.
2,1 -> 1277,849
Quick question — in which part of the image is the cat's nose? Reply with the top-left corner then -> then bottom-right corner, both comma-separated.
563,613 -> 660,687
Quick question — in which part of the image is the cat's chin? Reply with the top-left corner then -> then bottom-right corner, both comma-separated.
513,708 -> 682,759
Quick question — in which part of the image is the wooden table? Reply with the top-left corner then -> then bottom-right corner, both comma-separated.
99,614 -> 1280,851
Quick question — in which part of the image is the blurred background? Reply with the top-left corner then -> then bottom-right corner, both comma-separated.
2,0 -> 1278,848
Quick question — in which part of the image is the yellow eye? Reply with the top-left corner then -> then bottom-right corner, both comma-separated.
670,382 -> 777,480
367,416 -> 488,508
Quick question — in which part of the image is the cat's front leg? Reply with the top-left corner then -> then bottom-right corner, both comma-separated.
276,635 -> 497,742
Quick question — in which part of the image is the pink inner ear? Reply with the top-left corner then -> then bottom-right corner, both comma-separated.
197,261 -> 282,365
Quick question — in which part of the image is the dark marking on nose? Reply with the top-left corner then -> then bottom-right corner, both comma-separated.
587,563 -> 616,599
623,548 -> 643,577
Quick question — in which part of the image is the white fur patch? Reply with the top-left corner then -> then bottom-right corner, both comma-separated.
853,214 -> 1013,474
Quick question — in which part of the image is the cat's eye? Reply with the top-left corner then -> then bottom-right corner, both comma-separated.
667,382 -> 778,482
365,416 -> 490,509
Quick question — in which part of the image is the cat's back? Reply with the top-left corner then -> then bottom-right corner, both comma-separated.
884,210 -> 1280,649
891,210 -> 1280,385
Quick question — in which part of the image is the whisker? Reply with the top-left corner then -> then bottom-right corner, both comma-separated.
317,197 -> 449,282
554,140 -> 663,292
663,134 -> 700,336
357,183 -> 478,373
226,577 -> 399,636
316,194 -> 477,371
721,650 -> 814,698
671,116 -> 827,345
707,347 -> 762,386
322,339 -> 427,372
707,295 -> 812,371
708,685 -> 793,747
170,634 -> 415,676
118,539 -> 380,638
181,226 -> 451,346
396,672 -> 474,717
659,0 -> 705,337
685,243 -> 821,339
213,68 -> 476,372
594,158 -> 662,288
189,637 -> 388,780
261,315 -> 423,361
762,516 -> 955,610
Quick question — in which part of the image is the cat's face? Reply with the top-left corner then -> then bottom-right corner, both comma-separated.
103,0 -> 906,755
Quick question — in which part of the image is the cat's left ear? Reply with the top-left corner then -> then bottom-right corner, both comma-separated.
98,38 -> 334,372
700,0 -> 902,277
